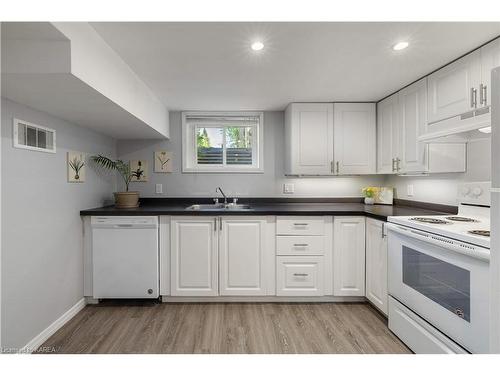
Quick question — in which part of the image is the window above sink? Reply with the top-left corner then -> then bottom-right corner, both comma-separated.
182,112 -> 264,173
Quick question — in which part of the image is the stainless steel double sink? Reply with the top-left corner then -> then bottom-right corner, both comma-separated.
185,203 -> 252,211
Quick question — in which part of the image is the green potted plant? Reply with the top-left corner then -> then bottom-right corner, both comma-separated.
91,155 -> 141,208
362,186 -> 379,205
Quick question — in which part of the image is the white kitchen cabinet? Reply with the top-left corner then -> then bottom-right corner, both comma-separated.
427,50 -> 481,123
333,103 -> 376,175
365,218 -> 388,315
170,217 -> 218,296
333,216 -> 365,296
398,78 -> 428,173
479,38 -> 500,108
377,94 -> 399,174
276,256 -> 324,296
219,217 -> 267,296
285,103 -> 334,175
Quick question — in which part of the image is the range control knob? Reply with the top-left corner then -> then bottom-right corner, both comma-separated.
472,187 -> 483,197
461,186 -> 471,196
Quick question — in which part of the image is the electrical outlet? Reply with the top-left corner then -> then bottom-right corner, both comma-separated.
407,184 -> 414,197
283,183 -> 295,194
155,184 -> 163,194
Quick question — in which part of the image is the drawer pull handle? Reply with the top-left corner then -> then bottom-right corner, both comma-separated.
293,273 -> 309,277
293,223 -> 308,226
293,244 -> 309,247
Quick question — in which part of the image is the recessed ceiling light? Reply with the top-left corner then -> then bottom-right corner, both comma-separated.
251,41 -> 264,51
392,41 -> 409,51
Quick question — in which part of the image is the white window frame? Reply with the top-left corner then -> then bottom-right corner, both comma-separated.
182,111 -> 264,173
12,118 -> 57,154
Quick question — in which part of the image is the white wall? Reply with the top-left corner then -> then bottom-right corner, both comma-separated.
384,136 -> 492,205
117,111 -> 385,198
1,98 -> 116,350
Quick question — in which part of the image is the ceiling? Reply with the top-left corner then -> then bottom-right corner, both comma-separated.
90,22 -> 500,111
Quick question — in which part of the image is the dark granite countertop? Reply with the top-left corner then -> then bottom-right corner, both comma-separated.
80,198 -> 456,221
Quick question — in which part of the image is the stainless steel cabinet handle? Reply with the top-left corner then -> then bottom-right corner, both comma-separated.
330,161 -> 334,174
396,158 -> 401,172
482,84 -> 488,106
293,273 -> 309,277
471,87 -> 477,108
391,158 -> 395,172
336,161 -> 340,174
293,223 -> 308,226
219,217 -> 222,231
293,244 -> 309,247
214,218 -> 217,231
381,222 -> 386,238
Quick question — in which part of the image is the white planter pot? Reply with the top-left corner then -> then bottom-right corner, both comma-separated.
364,197 -> 375,205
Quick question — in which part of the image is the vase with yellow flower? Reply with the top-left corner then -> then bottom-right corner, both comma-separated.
362,186 -> 379,205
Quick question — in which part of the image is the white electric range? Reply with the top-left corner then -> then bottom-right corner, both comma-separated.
386,182 -> 491,354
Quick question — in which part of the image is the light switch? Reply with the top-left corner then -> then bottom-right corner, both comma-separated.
407,184 -> 414,197
283,183 -> 295,194
155,184 -> 163,194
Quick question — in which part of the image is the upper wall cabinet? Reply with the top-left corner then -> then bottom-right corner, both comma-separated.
398,78 -> 428,173
479,38 -> 500,108
285,102 -> 376,176
377,94 -> 399,174
427,50 -> 481,124
377,78 -> 466,174
427,38 -> 500,125
285,103 -> 334,175
333,103 -> 376,175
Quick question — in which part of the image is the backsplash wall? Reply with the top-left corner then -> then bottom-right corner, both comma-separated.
385,137 -> 491,206
116,111 -> 385,198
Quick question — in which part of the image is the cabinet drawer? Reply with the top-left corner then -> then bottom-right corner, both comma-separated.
276,216 -> 325,236
276,256 -> 324,296
276,236 -> 324,255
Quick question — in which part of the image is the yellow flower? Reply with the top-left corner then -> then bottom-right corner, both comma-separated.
362,186 -> 379,198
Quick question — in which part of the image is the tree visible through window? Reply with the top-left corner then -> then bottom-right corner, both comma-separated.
183,112 -> 263,173
196,126 -> 253,165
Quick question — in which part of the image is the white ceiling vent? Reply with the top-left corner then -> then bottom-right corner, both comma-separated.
13,118 -> 56,153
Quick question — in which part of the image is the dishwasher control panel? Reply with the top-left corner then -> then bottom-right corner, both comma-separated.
91,216 -> 158,227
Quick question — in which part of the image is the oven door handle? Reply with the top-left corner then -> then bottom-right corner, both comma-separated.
386,223 -> 490,262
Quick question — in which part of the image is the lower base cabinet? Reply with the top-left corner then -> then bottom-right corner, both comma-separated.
219,217 -> 268,296
170,216 -> 274,297
365,218 -> 388,315
333,216 -> 366,296
170,217 -> 219,296
276,256 -> 324,296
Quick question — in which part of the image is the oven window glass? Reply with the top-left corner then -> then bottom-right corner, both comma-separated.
402,246 -> 470,322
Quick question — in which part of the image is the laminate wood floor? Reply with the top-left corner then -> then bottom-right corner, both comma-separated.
41,301 -> 411,354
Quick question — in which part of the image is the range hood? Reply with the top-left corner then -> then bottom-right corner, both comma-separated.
419,106 -> 491,143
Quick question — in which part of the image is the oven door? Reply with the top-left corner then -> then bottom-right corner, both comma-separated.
387,224 -> 490,353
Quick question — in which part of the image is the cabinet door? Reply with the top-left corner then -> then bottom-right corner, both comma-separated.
398,78 -> 428,173
480,38 -> 500,108
365,218 -> 388,315
286,103 -> 334,175
333,217 -> 365,296
427,50 -> 481,123
334,103 -> 376,175
170,217 -> 218,296
377,94 -> 399,174
219,217 -> 267,296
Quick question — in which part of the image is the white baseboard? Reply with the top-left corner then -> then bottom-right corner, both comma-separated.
19,298 -> 86,354
161,295 -> 366,303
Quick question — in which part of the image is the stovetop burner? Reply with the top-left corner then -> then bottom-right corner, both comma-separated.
468,230 -> 490,237
446,216 -> 479,223
410,217 -> 451,224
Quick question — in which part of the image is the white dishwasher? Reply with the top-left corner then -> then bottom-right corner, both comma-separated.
91,216 -> 159,299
